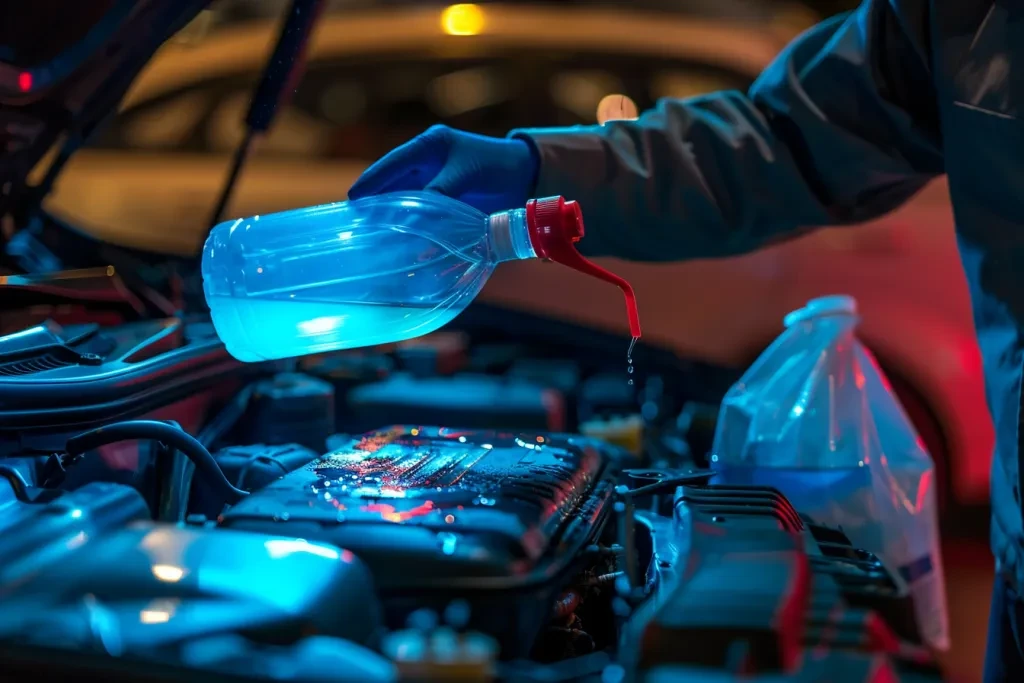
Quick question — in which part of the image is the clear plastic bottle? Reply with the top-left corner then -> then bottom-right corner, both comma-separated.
710,295 -> 948,651
202,192 -> 641,362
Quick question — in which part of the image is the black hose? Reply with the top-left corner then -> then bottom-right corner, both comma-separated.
65,420 -> 249,504
0,465 -> 29,500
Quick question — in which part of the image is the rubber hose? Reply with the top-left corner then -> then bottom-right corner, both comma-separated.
65,420 -> 249,504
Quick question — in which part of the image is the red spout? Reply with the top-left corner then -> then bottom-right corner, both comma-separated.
525,197 -> 641,338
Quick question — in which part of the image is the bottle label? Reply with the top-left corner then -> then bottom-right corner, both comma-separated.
899,552 -> 950,651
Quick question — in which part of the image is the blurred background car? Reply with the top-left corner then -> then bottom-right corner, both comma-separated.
41,0 -> 993,521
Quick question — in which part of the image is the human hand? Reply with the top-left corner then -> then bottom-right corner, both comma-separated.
348,124 -> 539,215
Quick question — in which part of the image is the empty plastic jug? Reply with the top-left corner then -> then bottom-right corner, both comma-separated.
710,295 -> 948,651
202,192 -> 641,362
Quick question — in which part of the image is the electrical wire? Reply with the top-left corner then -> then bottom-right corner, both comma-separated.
64,420 -> 249,504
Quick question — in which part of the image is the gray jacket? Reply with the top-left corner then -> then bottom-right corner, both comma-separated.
515,1 -> 1023,589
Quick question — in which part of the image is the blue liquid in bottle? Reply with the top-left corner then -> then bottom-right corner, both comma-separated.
202,192 -> 641,363
202,192 -> 537,362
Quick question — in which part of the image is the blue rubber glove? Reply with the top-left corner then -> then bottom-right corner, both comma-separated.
348,125 -> 540,215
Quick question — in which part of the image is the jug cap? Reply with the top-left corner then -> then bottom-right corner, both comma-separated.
783,295 -> 858,328
526,196 -> 642,338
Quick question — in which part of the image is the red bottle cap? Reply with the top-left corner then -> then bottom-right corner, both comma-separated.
525,196 -> 642,338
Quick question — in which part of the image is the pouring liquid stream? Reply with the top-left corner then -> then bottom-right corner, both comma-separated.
627,336 -> 638,385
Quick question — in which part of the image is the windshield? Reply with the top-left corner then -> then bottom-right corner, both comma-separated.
43,4 -> 758,254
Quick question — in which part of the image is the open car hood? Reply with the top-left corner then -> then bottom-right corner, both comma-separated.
0,0 -> 211,223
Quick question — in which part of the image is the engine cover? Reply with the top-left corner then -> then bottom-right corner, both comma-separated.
219,426 -> 620,591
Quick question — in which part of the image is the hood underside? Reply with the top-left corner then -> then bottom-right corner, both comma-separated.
0,0 -> 211,220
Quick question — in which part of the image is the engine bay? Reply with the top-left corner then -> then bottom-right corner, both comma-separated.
0,313 -> 942,682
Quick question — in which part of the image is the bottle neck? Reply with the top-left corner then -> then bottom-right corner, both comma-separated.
487,208 -> 536,263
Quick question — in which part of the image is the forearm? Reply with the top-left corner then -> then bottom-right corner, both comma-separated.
512,6 -> 943,262
515,95 -> 843,260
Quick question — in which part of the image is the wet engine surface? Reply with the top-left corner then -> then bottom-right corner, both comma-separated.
219,427 -> 621,659
221,427 -> 617,589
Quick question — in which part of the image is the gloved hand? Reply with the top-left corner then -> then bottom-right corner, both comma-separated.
348,125 -> 540,215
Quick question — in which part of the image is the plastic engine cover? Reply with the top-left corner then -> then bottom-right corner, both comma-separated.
220,426 -> 617,589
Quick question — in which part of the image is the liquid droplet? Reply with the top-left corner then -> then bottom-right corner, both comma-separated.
626,336 -> 638,386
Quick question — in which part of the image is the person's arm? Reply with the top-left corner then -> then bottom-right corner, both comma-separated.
511,0 -> 943,261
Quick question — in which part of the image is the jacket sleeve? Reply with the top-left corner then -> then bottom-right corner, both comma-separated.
509,0 -> 944,261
